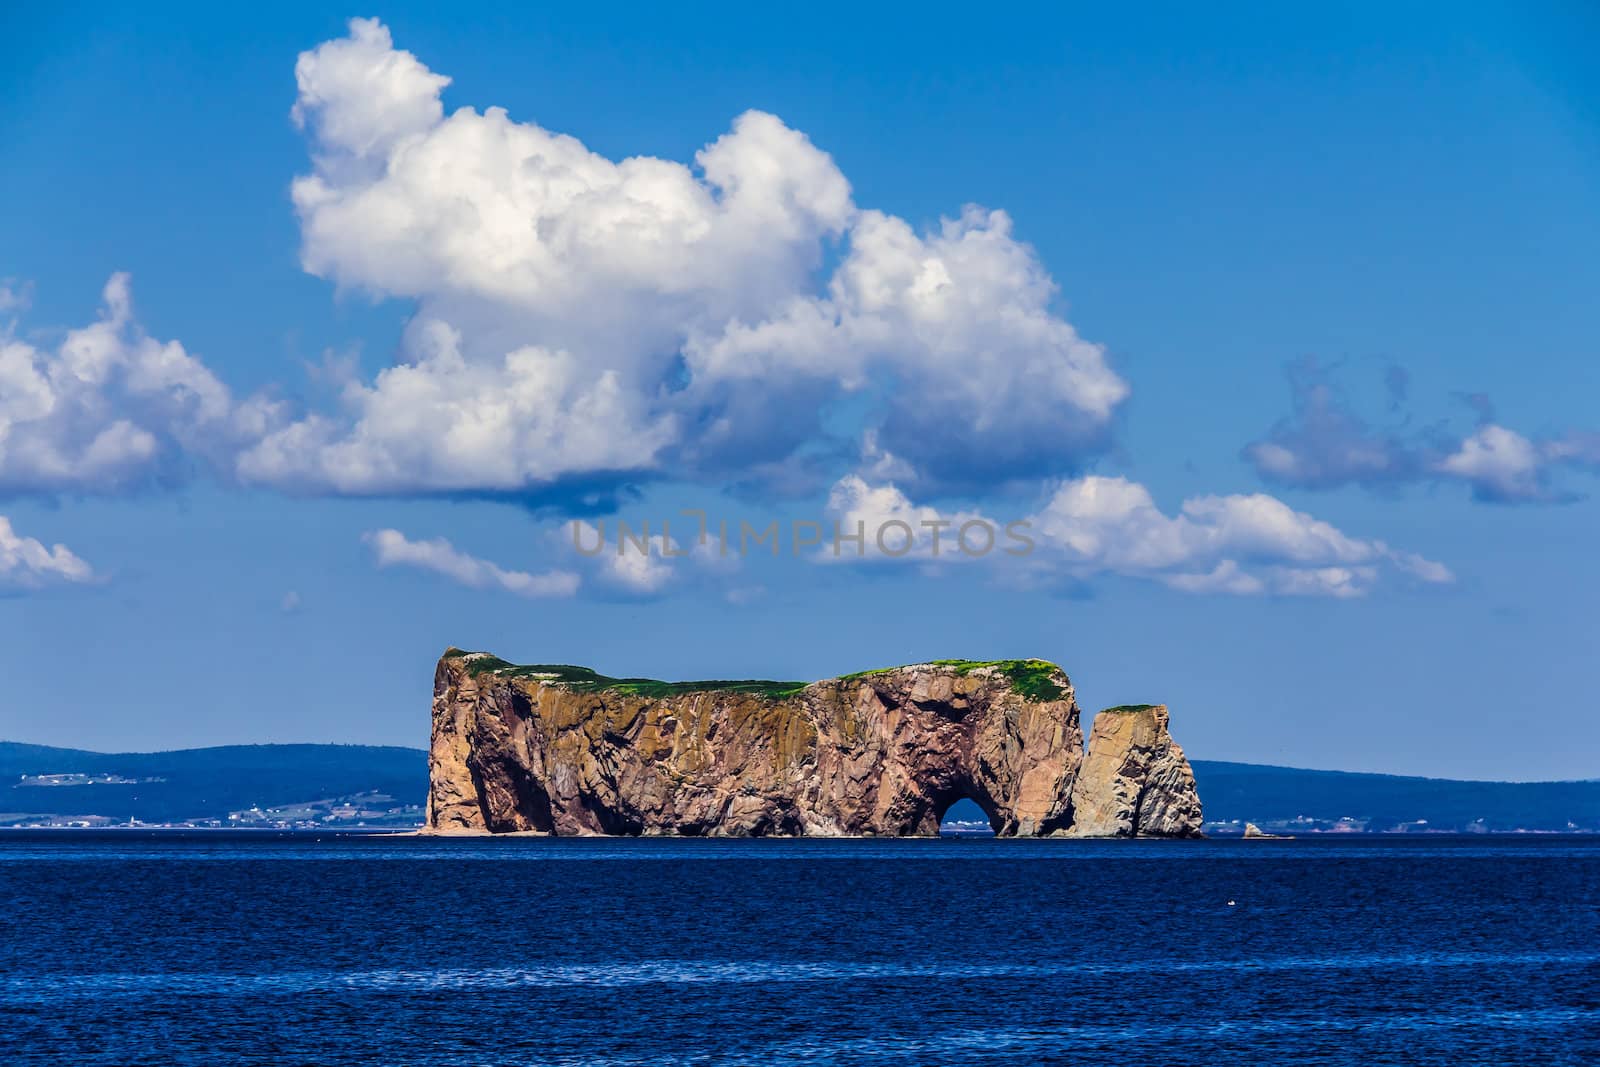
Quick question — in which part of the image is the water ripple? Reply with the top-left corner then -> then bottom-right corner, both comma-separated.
5,950 -> 1596,999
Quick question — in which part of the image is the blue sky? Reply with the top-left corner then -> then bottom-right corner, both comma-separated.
2,3 -> 1597,779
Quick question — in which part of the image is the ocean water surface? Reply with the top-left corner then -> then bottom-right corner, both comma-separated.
1,832 -> 1597,1065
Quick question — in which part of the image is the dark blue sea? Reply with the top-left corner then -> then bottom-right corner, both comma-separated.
1,833 -> 1597,1065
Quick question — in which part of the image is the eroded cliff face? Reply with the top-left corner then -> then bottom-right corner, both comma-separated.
1065,704 -> 1204,837
426,651 -> 1202,838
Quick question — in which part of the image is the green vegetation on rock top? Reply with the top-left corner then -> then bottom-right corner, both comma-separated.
449,652 -> 809,700
447,651 -> 1069,703
1101,703 -> 1160,713
841,658 -> 1068,703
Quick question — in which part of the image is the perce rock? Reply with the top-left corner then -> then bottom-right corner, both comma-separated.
426,650 -> 1204,838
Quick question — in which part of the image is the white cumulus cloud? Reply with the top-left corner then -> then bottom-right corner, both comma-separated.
0,274 -> 275,495
822,474 -> 998,560
1029,476 -> 1451,596
244,17 -> 1126,498
0,516 -> 95,589
364,529 -> 579,598
238,320 -> 672,495
684,207 -> 1127,487
1433,425 -> 1549,503
822,473 -> 1452,598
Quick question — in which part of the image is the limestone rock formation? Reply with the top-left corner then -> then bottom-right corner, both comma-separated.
1064,704 -> 1204,837
426,650 -> 1203,838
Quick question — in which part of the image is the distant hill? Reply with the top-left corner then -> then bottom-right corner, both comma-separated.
3,742 -> 1595,832
0,742 -> 427,825
1191,760 -> 1600,833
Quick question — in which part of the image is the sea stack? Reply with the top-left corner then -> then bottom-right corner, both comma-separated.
426,650 -> 1204,838
1065,704 -> 1205,837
